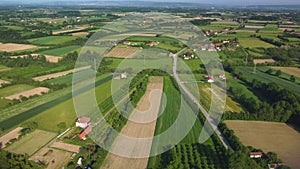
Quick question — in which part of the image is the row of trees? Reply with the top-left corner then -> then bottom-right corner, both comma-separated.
219,123 -> 290,169
150,143 -> 227,169
226,78 -> 300,127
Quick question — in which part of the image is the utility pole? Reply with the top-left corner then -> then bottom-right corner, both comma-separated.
253,63 -> 257,74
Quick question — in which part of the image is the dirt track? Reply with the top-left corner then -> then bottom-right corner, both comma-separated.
0,43 -> 37,52
0,127 -> 22,148
11,54 -> 62,63
106,47 -> 141,58
253,59 -> 276,64
5,87 -> 50,100
32,66 -> 91,81
72,32 -> 89,36
51,142 -> 81,153
101,77 -> 163,169
245,25 -> 265,29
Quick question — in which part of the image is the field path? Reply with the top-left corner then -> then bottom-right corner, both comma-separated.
0,127 -> 22,148
172,48 -> 231,149
5,87 -> 50,100
100,77 -> 163,169
33,66 -> 91,81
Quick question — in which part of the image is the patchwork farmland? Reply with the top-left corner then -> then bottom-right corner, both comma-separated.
5,129 -> 56,156
101,76 -> 164,169
225,120 -> 300,169
105,47 -> 141,58
33,66 -> 91,81
0,5 -> 299,169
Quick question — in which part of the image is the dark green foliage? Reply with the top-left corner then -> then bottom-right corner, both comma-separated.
290,75 -> 296,82
149,143 -> 226,169
0,150 -> 42,169
225,79 -> 300,126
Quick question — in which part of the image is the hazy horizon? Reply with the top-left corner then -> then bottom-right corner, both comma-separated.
1,0 -> 300,6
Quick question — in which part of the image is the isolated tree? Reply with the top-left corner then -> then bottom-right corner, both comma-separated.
266,69 -> 273,74
290,75 -> 295,82
275,70 -> 282,76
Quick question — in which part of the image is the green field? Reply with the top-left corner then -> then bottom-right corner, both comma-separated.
227,73 -> 260,102
2,25 -> 24,30
24,77 -> 113,132
0,84 -> 35,97
263,24 -> 278,31
0,65 -> 11,71
212,32 -> 253,41
0,74 -> 112,130
39,45 -> 81,56
0,65 -> 71,80
28,36 -> 77,45
199,24 -> 238,31
236,66 -> 300,96
238,38 -> 275,48
5,129 -> 56,155
148,76 -> 227,168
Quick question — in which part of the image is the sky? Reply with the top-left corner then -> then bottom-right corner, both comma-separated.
2,0 -> 300,5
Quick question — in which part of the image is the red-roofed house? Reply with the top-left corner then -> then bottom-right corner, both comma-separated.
78,126 -> 92,140
249,152 -> 263,158
76,117 -> 91,129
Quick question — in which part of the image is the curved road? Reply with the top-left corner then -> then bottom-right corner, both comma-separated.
172,49 -> 231,149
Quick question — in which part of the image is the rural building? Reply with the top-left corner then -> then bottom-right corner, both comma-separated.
123,41 -> 131,45
78,126 -> 92,140
268,163 -> 284,169
249,152 -> 263,158
114,75 -> 121,80
219,74 -> 226,80
169,52 -> 175,57
77,157 -> 83,166
121,72 -> 128,79
205,75 -> 214,83
148,41 -> 160,47
76,117 -> 91,129
183,54 -> 194,60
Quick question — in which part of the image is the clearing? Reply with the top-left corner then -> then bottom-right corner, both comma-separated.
245,25 -> 265,29
30,147 -> 72,169
106,47 -> 141,58
225,120 -> 300,169
271,67 -> 300,78
101,77 -> 164,169
0,127 -> 22,148
5,129 -> 56,156
72,32 -> 89,36
0,43 -> 38,52
32,66 -> 91,81
11,54 -> 62,63
5,87 -> 50,100
51,142 -> 81,153
253,59 -> 276,64
0,79 -> 10,86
